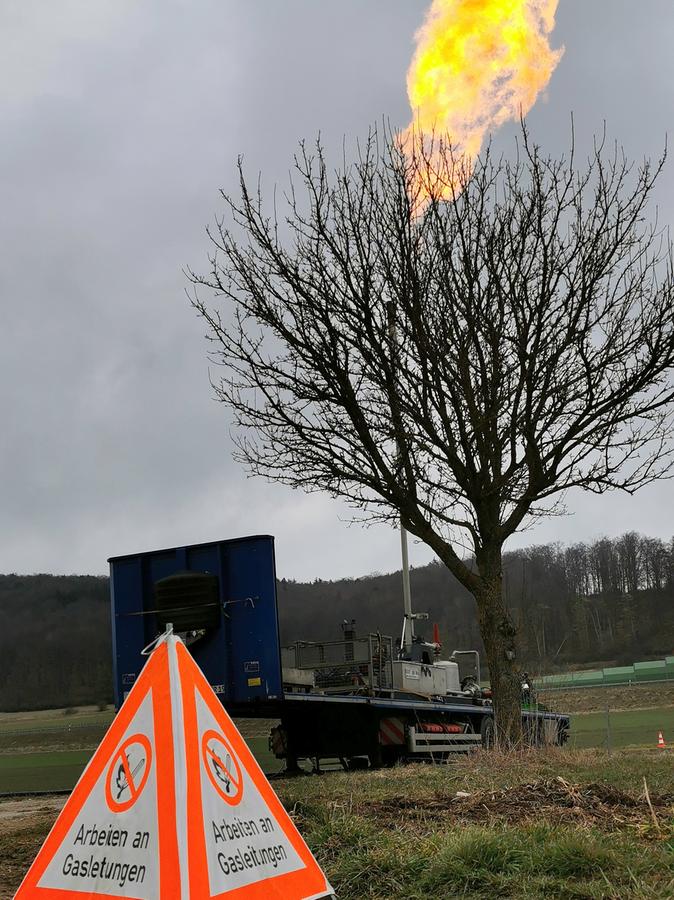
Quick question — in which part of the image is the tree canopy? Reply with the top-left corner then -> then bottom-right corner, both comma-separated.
189,125 -> 674,742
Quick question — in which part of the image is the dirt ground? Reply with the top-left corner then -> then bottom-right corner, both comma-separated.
364,776 -> 674,832
538,681 -> 674,714
0,706 -> 110,724
3,773 -> 672,898
0,797 -> 65,898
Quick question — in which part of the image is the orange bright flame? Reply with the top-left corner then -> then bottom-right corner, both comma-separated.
405,0 -> 563,201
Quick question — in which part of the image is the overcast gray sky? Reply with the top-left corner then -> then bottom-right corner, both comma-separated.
2,1 -> 673,580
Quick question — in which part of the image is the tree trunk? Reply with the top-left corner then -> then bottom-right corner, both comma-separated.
473,548 -> 523,748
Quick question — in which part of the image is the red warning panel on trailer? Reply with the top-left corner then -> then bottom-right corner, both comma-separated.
14,641 -> 180,899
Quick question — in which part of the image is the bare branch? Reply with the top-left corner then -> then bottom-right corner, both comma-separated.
188,122 -> 674,603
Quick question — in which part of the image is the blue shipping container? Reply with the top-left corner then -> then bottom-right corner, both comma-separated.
108,535 -> 282,708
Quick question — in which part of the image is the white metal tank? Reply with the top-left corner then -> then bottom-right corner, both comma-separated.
391,659 -> 461,695
434,660 -> 461,693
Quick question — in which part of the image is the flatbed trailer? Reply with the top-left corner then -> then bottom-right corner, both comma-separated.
233,692 -> 567,769
109,535 -> 569,770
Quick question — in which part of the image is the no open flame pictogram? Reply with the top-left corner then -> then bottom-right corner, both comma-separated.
202,729 -> 243,805
105,734 -> 152,813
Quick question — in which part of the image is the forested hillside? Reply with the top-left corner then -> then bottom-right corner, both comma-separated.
2,532 -> 674,710
0,574 -> 111,711
279,532 -> 674,670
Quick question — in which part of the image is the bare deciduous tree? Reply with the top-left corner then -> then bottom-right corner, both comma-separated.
188,125 -> 674,743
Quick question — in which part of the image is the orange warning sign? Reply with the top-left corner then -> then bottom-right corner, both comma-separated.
14,640 -> 180,899
15,633 -> 333,900
176,639 -> 333,899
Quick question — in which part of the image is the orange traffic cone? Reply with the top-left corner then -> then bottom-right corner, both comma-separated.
658,731 -> 666,749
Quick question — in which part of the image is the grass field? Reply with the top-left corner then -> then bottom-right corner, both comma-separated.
3,689 -> 674,793
3,749 -> 674,898
570,706 -> 674,751
6,712 -> 672,792
0,724 -> 109,754
3,697 -> 674,897
280,749 -> 674,899
1,704 -> 671,793
539,682 -> 674,715
0,709 -> 113,732
0,750 -> 92,793
0,706 -> 281,792
0,737 -> 280,794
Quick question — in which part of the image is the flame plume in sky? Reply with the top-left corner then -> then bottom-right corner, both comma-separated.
405,0 -> 563,199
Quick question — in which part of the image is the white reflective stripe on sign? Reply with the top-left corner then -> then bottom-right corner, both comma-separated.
37,692 -> 160,898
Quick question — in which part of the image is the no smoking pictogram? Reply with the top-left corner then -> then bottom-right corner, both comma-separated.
105,734 -> 152,813
201,729 -> 243,805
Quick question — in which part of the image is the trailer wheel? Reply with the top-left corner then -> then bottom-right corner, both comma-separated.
480,716 -> 495,750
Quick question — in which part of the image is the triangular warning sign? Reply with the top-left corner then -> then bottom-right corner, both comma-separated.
15,641 -> 180,899
174,640 -> 332,899
15,635 -> 334,900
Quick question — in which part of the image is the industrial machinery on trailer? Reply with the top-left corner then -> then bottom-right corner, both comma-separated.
109,535 -> 569,771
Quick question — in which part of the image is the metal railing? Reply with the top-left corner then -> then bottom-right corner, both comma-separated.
282,634 -> 394,692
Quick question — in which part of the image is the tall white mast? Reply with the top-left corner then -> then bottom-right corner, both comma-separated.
400,522 -> 414,647
387,300 -> 414,652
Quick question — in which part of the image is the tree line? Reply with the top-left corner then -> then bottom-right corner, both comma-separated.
0,574 -> 111,712
278,531 -> 674,675
1,531 -> 673,711
506,532 -> 674,669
